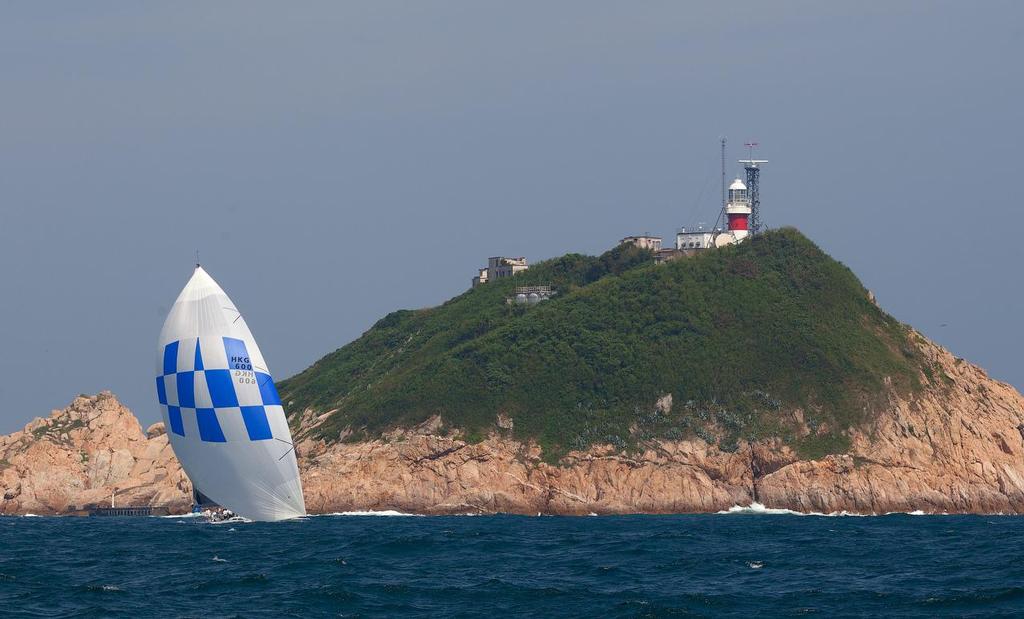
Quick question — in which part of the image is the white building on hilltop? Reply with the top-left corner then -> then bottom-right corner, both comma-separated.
676,226 -> 716,251
472,256 -> 529,287
676,178 -> 753,251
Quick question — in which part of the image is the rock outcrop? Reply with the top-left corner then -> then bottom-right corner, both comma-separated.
294,336 -> 1024,515
0,392 -> 190,515
756,338 -> 1024,514
2,336 -> 1023,516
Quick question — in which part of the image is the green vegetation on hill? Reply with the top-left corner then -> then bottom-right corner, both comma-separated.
279,229 -> 931,460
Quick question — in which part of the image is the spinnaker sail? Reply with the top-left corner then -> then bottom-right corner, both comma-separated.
156,266 -> 305,521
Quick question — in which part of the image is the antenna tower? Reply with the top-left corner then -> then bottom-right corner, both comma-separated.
711,137 -> 727,233
739,142 -> 768,235
720,137 -> 727,216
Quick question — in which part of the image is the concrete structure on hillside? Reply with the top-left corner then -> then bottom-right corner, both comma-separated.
479,149 -> 768,278
508,285 -> 555,305
620,235 -> 663,252
491,256 -> 529,278
472,256 -> 529,287
654,248 -> 684,264
674,177 -> 753,252
676,227 -> 716,251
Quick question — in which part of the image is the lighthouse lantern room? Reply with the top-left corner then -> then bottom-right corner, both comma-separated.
725,178 -> 751,242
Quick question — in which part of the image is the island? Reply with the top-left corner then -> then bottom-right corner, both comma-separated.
3,229 -> 1022,516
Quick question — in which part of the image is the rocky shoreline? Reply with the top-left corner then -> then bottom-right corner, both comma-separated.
0,392 -> 191,516
3,337 -> 1023,517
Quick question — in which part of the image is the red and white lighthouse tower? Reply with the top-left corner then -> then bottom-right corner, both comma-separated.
725,178 -> 751,242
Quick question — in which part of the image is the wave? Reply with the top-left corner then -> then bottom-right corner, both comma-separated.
82,584 -> 122,592
717,502 -> 870,517
717,502 -> 805,516
157,512 -> 252,524
321,510 -> 423,517
718,503 -> 960,517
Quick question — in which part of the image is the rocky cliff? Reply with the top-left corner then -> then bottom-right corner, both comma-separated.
2,334 -> 1022,517
0,392 -> 190,516
292,336 -> 1024,515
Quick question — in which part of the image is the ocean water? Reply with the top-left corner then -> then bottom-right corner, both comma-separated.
1,511 -> 1023,618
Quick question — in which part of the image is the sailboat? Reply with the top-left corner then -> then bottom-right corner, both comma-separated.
156,265 -> 306,521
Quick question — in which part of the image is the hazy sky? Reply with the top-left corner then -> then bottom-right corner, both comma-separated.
1,2 -> 1021,432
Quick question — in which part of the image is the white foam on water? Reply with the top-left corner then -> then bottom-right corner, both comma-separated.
717,502 -> 804,516
747,561 -> 764,569
718,502 -> 876,517
718,503 -> 958,517
212,555 -> 228,563
22,514 -> 41,518
323,510 -> 422,517
158,513 -> 204,519
102,585 -> 121,591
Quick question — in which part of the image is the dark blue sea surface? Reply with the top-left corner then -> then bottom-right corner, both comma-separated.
1,511 -> 1023,618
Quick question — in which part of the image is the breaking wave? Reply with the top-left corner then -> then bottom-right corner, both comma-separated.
322,510 -> 422,517
719,503 -> 952,517
717,502 -> 870,516
717,502 -> 805,515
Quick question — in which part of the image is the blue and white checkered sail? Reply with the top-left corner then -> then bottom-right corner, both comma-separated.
156,266 -> 305,521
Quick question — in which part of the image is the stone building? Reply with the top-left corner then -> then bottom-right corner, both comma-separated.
472,256 -> 529,287
620,235 -> 663,251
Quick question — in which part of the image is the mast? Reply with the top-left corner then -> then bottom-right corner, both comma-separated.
720,137 -> 727,216
710,137 -> 728,235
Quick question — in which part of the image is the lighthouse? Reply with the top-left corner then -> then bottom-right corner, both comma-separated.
673,142 -> 767,253
725,178 -> 751,242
